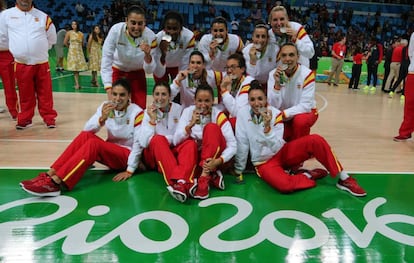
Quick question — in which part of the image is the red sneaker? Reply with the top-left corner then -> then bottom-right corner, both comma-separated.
393,134 -> 412,142
193,176 -> 210,200
210,170 -> 225,190
19,172 -> 49,187
167,182 -> 188,203
336,176 -> 367,197
21,175 -> 61,197
16,120 -> 33,130
298,168 -> 328,180
45,120 -> 56,129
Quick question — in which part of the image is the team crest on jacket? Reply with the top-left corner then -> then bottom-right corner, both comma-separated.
174,118 -> 179,123
297,84 -> 302,89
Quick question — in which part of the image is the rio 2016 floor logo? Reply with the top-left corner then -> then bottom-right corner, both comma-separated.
1,196 -> 414,255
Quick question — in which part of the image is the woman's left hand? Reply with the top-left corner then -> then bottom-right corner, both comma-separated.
203,157 -> 222,172
112,171 -> 132,182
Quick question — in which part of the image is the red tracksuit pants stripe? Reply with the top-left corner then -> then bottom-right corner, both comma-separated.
256,134 -> 343,193
52,131 -> 130,190
15,62 -> 57,123
0,51 -> 18,117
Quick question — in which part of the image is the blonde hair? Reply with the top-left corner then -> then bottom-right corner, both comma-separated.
268,5 -> 288,23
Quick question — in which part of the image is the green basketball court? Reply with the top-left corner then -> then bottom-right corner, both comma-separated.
1,169 -> 414,262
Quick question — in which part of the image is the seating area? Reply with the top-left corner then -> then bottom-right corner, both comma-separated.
30,0 -> 113,31
24,0 -> 410,44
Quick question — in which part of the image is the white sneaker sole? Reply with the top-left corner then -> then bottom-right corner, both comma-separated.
166,186 -> 187,203
336,183 -> 366,197
214,170 -> 225,190
21,186 -> 61,197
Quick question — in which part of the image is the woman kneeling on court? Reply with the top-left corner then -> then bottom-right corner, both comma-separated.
173,83 -> 237,200
20,79 -> 145,197
233,80 -> 367,197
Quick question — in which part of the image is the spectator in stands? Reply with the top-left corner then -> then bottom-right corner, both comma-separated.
381,39 -> 396,92
231,18 -> 239,36
0,0 -> 58,129
54,25 -> 70,72
64,20 -> 88,90
267,43 -> 318,142
268,5 -> 314,68
348,46 -> 365,90
242,22 -> 279,90
309,34 -> 321,76
326,35 -> 346,87
389,38 -> 409,97
364,37 -> 383,91
393,32 -> 414,142
154,11 -> 195,87
384,38 -> 404,92
197,16 -> 244,72
87,25 -> 104,87
0,0 -> 18,119
101,5 -> 163,109
75,2 -> 85,17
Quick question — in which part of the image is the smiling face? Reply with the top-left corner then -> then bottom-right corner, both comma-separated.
188,54 -> 205,79
248,89 -> 267,115
269,9 -> 289,34
153,84 -> 171,108
111,84 -> 130,110
164,19 -> 181,42
225,58 -> 244,80
279,44 -> 299,72
194,89 -> 213,115
126,13 -> 146,38
211,22 -> 228,41
252,27 -> 268,50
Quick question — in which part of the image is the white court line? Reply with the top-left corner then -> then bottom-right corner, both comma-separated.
315,92 -> 328,113
51,74 -> 73,80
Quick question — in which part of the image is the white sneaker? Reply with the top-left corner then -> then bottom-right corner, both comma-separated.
0,106 -> 6,113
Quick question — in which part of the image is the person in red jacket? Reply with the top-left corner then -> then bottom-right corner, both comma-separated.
384,39 -> 404,92
326,35 -> 346,86
348,46 -> 366,90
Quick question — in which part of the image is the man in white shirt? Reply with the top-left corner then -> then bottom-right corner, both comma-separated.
0,0 -> 58,129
